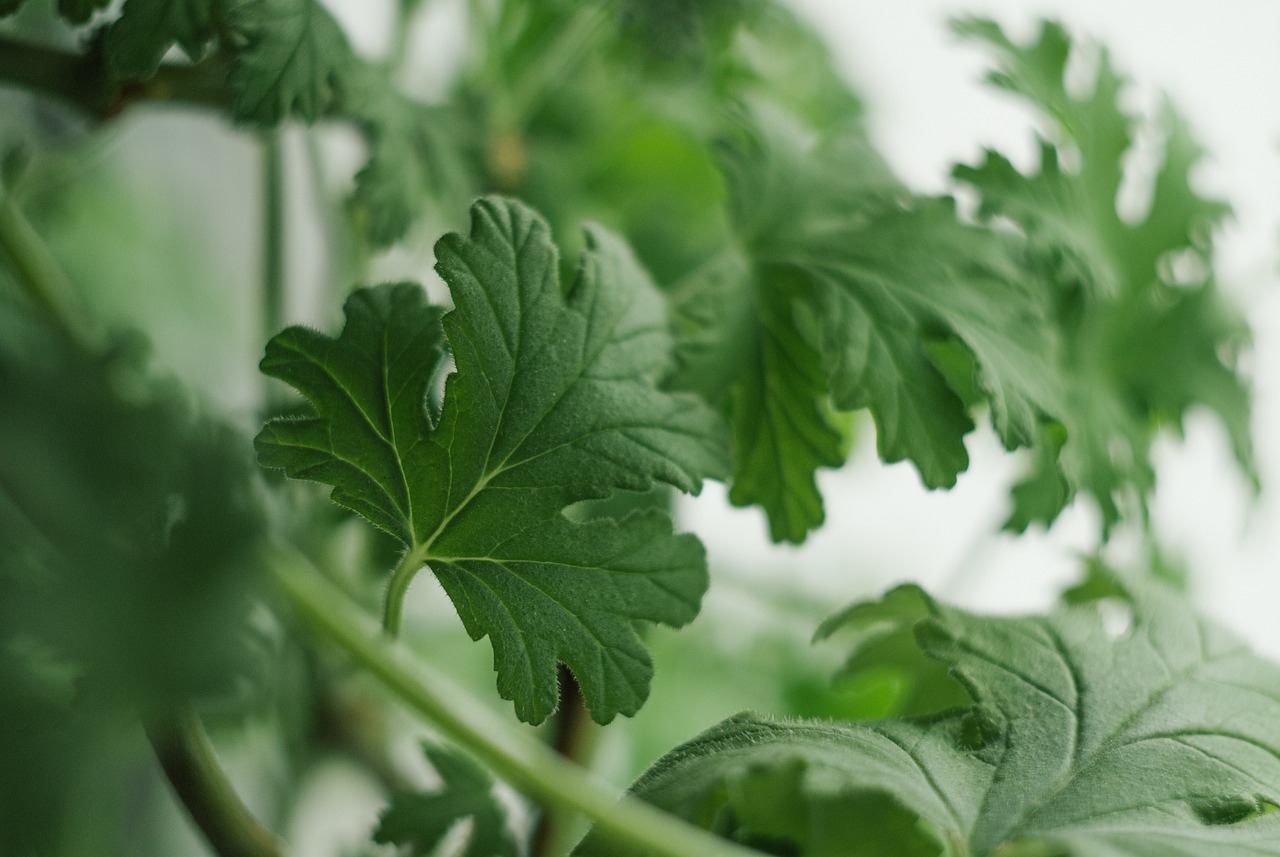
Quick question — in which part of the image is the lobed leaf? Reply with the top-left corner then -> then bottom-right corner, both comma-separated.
225,0 -> 357,125
580,580 -> 1280,856
953,18 -> 1252,532
374,744 -> 517,857
258,197 -> 727,724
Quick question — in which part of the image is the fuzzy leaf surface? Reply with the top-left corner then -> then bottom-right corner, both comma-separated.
374,744 -> 517,857
580,581 -> 1280,856
258,197 -> 726,724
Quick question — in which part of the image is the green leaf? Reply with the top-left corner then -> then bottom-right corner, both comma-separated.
347,98 -> 480,249
105,0 -> 221,78
0,320 -> 266,709
952,18 -> 1252,532
0,0 -> 28,17
731,268 -> 845,543
581,581 -> 1280,856
373,744 -> 518,857
225,0 -> 357,125
708,110 -> 1060,529
258,197 -> 727,724
670,250 -> 844,544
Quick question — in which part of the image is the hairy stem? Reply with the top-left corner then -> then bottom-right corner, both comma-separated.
273,549 -> 758,857
0,190 -> 102,350
0,35 -> 230,120
144,705 -> 285,857
382,545 -> 427,637
530,666 -> 598,857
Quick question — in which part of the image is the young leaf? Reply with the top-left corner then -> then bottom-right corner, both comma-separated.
257,197 -> 727,724
953,18 -> 1252,531
225,0 -> 357,125
104,0 -> 221,78
373,744 -> 518,857
580,580 -> 1280,855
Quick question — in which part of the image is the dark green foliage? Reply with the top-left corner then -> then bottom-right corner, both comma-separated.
0,316 -> 266,856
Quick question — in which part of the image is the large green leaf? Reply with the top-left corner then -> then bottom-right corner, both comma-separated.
580,580 -> 1280,855
953,18 -> 1252,531
258,197 -> 727,724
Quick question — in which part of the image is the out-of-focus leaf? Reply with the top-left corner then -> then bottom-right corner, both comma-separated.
225,0 -> 357,125
953,18 -> 1252,532
105,0 -> 221,78
373,744 -> 518,857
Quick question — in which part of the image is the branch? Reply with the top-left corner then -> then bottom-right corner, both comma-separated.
0,35 -> 230,120
271,548 -> 760,857
144,705 -> 286,857
0,188 -> 103,351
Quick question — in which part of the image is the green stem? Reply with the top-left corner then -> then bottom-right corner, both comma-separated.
272,550 -> 759,857
382,546 -> 427,637
0,35 -> 230,120
144,704 -> 285,857
0,190 -> 102,351
260,131 -> 286,343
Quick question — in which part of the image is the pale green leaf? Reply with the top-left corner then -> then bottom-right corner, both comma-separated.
581,581 -> 1280,855
952,18 -> 1252,532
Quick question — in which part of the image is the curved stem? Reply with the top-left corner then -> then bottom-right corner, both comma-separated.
382,545 -> 427,637
144,704 -> 285,857
272,549 -> 759,857
0,190 -> 103,351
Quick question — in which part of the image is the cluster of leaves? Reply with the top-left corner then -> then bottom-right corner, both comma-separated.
364,1 -> 1252,542
579,574 -> 1280,856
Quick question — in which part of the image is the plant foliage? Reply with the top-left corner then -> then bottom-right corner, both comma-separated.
580,578 -> 1280,856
